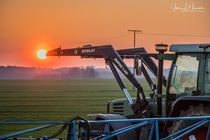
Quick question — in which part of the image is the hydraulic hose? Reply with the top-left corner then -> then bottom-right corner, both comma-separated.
49,116 -> 90,139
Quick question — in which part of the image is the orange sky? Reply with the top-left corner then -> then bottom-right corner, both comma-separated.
0,0 -> 210,68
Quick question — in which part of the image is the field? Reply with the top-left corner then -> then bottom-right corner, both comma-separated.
0,79 -> 153,137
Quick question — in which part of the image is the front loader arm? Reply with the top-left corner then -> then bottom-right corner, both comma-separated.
47,45 -> 144,88
47,45 -> 151,117
48,46 -> 167,87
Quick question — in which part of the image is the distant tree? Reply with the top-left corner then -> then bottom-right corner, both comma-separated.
69,67 -> 81,78
85,66 -> 96,78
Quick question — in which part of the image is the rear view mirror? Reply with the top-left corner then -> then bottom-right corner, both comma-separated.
135,58 -> 142,76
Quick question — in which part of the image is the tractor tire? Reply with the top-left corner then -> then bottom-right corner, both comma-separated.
169,104 -> 210,140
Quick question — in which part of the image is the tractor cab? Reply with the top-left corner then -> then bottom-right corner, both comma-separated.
166,44 -> 210,116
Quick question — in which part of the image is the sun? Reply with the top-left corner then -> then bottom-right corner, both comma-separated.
37,49 -> 47,59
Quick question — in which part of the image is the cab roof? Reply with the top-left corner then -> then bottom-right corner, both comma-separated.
169,44 -> 210,52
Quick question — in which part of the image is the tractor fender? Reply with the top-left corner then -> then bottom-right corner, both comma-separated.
170,96 -> 210,117
163,96 -> 210,135
90,113 -> 138,140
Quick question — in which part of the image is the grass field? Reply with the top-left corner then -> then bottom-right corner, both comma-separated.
0,79 -> 153,137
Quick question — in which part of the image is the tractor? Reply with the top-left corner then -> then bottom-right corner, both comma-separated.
47,43 -> 210,140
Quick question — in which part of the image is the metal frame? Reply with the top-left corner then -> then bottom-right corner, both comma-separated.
1,116 -> 210,140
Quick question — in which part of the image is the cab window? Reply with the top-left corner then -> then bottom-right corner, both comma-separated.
169,54 -> 200,96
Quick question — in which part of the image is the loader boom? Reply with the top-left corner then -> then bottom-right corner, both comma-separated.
47,45 -> 163,117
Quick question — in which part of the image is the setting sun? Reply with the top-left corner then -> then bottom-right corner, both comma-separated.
37,49 -> 47,59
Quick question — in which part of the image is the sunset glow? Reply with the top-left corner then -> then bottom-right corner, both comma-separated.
0,1 -> 209,68
37,49 -> 47,59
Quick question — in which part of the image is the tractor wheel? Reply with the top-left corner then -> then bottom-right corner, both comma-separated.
169,104 -> 209,140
